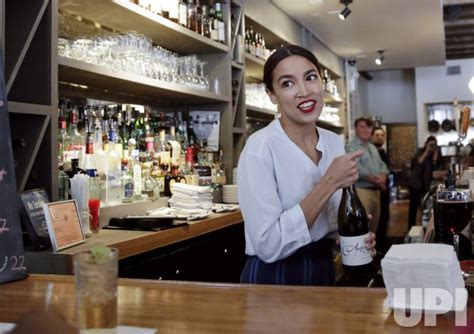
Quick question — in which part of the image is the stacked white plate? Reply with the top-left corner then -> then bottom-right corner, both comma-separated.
232,167 -> 238,185
223,184 -> 238,204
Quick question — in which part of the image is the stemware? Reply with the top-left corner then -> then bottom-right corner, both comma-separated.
436,176 -> 473,257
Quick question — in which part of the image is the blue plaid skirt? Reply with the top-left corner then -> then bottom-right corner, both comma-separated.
240,239 -> 335,286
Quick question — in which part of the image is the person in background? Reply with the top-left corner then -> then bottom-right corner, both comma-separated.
371,126 -> 390,252
345,118 -> 389,235
408,136 -> 443,228
237,45 -> 376,286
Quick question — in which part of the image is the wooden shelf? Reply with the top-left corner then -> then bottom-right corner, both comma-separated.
8,102 -> 52,116
245,16 -> 287,50
59,0 -> 229,55
58,56 -> 230,105
245,53 -> 265,81
246,104 -> 275,116
246,105 -> 276,122
316,120 -> 344,134
232,61 -> 244,70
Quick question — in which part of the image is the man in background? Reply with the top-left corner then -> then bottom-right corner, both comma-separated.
371,127 -> 390,252
346,118 -> 389,234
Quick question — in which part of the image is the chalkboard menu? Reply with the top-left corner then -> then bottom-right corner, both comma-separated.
0,49 -> 28,283
19,188 -> 51,250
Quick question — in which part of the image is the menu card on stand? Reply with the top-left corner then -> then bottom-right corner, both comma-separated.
43,200 -> 85,252
0,49 -> 28,283
19,188 -> 51,250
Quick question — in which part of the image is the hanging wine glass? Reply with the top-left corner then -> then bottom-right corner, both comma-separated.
198,59 -> 209,91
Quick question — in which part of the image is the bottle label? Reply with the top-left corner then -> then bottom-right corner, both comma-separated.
339,233 -> 372,266
218,21 -> 225,43
123,179 -> 134,199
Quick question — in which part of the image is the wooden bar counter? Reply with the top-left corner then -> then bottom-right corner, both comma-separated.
0,274 -> 472,333
25,210 -> 243,275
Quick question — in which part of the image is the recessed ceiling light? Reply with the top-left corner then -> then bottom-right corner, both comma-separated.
309,0 -> 324,5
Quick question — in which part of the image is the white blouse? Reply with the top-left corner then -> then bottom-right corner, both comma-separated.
237,120 -> 345,263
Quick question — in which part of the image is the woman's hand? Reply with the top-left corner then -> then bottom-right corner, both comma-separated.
324,150 -> 364,189
365,232 -> 377,257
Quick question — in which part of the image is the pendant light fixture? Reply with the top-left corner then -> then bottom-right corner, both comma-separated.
339,0 -> 353,20
375,50 -> 385,65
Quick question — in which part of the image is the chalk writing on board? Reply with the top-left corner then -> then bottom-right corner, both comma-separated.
0,168 -> 6,181
0,255 -> 26,273
0,218 -> 9,234
0,256 -> 6,272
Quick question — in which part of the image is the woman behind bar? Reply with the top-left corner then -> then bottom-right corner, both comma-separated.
237,45 -> 376,286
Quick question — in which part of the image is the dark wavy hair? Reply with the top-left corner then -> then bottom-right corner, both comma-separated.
263,44 -> 322,92
423,135 -> 437,149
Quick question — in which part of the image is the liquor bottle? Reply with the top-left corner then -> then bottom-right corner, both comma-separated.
169,0 -> 180,23
184,0 -> 193,30
163,163 -> 173,197
161,0 -> 170,18
156,129 -> 171,165
150,159 -> 165,195
65,105 -> 85,166
167,125 -> 181,164
209,1 -> 218,42
195,0 -> 203,34
214,2 -> 225,44
132,153 -> 143,201
57,102 -> 68,164
121,159 -> 134,203
83,130 -> 97,177
179,0 -> 187,27
150,0 -> 162,15
337,185 -> 373,276
105,128 -> 122,206
214,148 -> 226,185
201,4 -> 211,38
187,117 -> 200,163
248,26 -> 255,55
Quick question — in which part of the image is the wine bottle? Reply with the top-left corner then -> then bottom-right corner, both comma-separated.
338,185 -> 373,275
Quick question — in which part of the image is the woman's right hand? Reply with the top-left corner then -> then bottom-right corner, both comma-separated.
324,150 -> 364,189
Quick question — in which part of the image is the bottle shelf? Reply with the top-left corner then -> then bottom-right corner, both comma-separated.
324,93 -> 343,104
244,53 -> 265,81
59,0 -> 229,55
58,56 -> 230,105
232,61 -> 244,70
316,120 -> 344,134
246,105 -> 276,121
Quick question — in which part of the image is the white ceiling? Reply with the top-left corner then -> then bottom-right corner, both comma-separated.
272,0 -> 446,71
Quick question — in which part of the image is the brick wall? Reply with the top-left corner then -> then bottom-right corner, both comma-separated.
387,124 -> 417,171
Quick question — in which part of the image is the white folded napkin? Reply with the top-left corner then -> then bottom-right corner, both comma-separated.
381,244 -> 466,311
172,183 -> 212,194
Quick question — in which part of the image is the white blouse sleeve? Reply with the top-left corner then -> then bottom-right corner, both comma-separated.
238,149 -> 312,263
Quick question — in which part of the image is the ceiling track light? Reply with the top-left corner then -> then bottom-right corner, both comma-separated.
375,50 -> 385,65
339,0 -> 353,20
